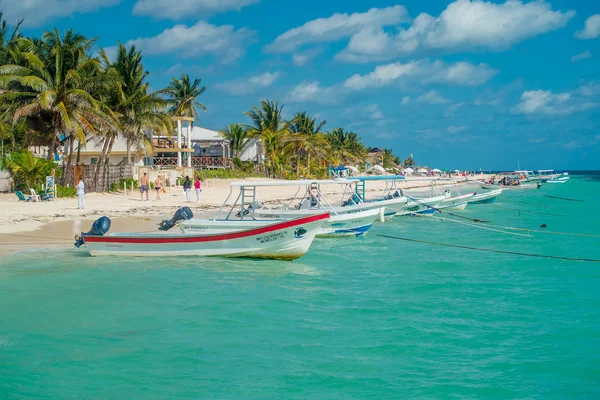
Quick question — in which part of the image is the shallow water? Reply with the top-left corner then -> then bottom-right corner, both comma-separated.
1,173 -> 599,399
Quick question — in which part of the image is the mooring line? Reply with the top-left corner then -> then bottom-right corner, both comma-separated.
491,206 -> 566,217
407,196 -> 489,223
543,195 -> 584,202
375,234 -> 600,263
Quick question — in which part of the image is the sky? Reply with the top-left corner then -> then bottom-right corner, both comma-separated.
3,0 -> 600,170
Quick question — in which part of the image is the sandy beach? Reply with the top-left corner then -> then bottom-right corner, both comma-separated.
0,175 -> 489,255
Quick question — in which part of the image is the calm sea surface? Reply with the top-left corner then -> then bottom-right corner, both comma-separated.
1,172 -> 599,399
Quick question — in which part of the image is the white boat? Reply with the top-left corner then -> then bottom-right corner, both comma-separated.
538,170 -> 570,184
469,188 -> 503,204
75,213 -> 329,260
351,175 -> 409,219
183,180 -> 386,238
437,191 -> 476,210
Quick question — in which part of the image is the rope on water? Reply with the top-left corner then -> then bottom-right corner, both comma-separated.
429,214 -> 532,237
543,195 -> 584,202
375,234 -> 600,263
491,206 -> 566,217
407,196 -> 489,223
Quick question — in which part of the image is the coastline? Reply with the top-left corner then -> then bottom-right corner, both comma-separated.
0,175 -> 489,255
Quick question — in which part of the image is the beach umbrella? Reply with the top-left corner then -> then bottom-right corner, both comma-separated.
417,168 -> 428,173
367,165 -> 386,174
432,168 -> 441,172
402,167 -> 414,174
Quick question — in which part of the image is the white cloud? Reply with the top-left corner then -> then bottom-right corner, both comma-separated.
1,0 -> 120,27
215,72 -> 280,95
401,96 -> 411,105
104,21 -> 255,64
288,81 -> 336,104
417,90 -> 450,104
448,125 -> 468,133
337,0 -> 575,63
264,5 -> 409,53
132,0 -> 258,20
577,81 -> 600,97
575,14 -> 600,40
511,90 -> 597,116
292,47 -> 322,66
571,50 -> 592,63
343,59 -> 497,90
444,102 -> 464,117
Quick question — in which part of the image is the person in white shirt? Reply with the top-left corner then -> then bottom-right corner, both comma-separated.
76,177 -> 85,209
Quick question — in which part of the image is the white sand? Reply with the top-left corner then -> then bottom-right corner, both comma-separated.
0,175 -> 489,239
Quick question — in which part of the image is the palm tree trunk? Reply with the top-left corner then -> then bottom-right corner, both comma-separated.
307,152 -> 311,176
102,136 -> 116,193
126,139 -> 132,166
61,136 -> 75,186
76,140 -> 82,163
94,135 -> 110,190
296,149 -> 301,176
47,132 -> 57,161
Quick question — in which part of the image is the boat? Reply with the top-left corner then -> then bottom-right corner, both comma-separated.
428,179 -> 475,210
469,188 -> 503,204
350,175 -> 411,219
182,180 -> 385,238
479,182 -> 501,190
74,209 -> 329,260
494,174 -> 541,189
538,170 -> 570,184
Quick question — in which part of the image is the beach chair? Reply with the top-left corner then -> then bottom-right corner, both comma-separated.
29,188 -> 41,202
15,191 -> 32,202
40,188 -> 54,201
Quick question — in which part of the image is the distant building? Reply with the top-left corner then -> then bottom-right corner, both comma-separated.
71,126 -> 261,169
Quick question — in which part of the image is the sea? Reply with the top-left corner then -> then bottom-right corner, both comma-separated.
1,172 -> 599,399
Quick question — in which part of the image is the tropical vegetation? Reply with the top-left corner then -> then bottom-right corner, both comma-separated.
0,14 -> 408,192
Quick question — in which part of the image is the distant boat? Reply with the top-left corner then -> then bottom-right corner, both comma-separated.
538,170 -> 570,184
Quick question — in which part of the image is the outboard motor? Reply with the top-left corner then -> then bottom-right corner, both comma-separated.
74,216 -> 111,248
158,207 -> 193,231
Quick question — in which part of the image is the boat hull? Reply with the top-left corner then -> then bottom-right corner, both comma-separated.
83,214 -> 329,260
180,208 -> 381,238
469,189 -> 503,204
437,192 -> 476,210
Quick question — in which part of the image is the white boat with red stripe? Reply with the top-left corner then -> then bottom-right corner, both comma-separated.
76,213 -> 329,260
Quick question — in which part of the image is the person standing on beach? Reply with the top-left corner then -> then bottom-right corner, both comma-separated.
76,177 -> 85,209
194,177 -> 201,203
140,172 -> 149,201
183,176 -> 191,202
154,176 -> 162,201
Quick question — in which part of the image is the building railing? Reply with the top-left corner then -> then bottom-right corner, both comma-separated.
153,156 -> 228,168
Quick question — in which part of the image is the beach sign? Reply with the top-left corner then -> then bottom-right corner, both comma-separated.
46,175 -> 55,200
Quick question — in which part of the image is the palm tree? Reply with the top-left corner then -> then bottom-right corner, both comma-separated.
325,128 -> 366,165
0,12 -> 22,65
161,74 -> 206,123
244,100 -> 292,177
287,111 -> 328,176
99,43 -> 171,167
220,123 -> 250,158
0,29 -> 113,186
4,149 -> 45,189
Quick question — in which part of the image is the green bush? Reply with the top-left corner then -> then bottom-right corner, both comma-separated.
3,150 -> 61,190
110,178 -> 139,193
56,185 -> 77,198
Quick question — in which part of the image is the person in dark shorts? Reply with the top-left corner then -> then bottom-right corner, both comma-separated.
140,172 -> 149,201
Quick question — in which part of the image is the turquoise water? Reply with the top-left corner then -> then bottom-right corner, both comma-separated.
1,173 -> 599,399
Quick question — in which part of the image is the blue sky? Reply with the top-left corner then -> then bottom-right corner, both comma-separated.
4,0 -> 600,170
